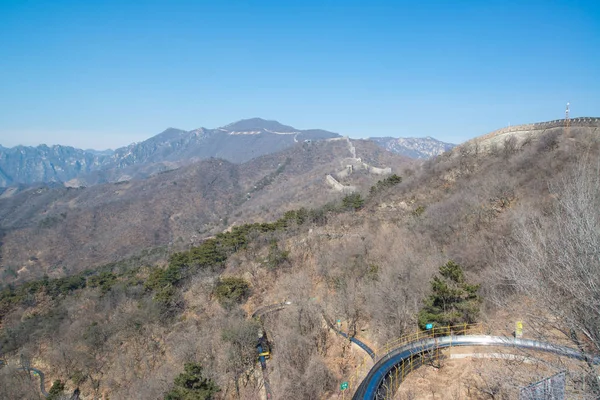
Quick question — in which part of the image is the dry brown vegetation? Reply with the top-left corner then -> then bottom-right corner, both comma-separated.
0,139 -> 413,284
395,348 -> 592,400
1,125 -> 600,399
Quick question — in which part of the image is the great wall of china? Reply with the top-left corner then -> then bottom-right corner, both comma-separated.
325,118 -> 600,192
476,117 -> 600,144
325,137 -> 392,192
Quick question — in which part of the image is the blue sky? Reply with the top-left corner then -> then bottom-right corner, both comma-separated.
1,0 -> 599,149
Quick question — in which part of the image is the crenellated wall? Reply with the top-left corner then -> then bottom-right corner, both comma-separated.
479,117 -> 600,142
457,117 -> 600,155
336,164 -> 354,179
364,164 -> 392,175
329,138 -> 392,188
325,174 -> 356,193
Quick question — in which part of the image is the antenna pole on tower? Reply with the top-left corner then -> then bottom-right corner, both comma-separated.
565,102 -> 570,136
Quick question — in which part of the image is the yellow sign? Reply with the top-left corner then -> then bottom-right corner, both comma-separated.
516,321 -> 523,338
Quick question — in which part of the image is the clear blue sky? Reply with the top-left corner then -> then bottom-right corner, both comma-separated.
1,0 -> 599,149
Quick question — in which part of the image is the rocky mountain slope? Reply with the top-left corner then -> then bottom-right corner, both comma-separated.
0,138 -> 412,283
0,118 -> 341,187
0,118 -> 460,188
0,144 -> 100,188
1,119 -> 600,399
369,136 -> 455,158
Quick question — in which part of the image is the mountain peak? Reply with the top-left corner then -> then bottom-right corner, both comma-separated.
0,118 -> 342,187
221,118 -> 297,133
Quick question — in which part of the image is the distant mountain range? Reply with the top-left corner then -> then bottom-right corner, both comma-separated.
369,136 -> 455,159
0,118 -> 453,187
0,138 -> 414,281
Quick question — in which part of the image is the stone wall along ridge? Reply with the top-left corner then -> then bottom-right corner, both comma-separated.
480,117 -> 600,142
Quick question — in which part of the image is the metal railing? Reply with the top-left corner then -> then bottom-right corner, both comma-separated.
342,323 -> 489,398
374,323 -> 488,360
347,326 -> 600,400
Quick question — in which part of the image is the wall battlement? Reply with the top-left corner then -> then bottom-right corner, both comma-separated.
480,117 -> 600,142
325,174 -> 356,193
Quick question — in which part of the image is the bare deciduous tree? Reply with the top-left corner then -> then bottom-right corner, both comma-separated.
0,366 -> 43,399
498,159 -> 600,396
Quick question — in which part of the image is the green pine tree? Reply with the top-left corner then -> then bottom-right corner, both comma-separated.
164,363 -> 219,400
418,261 -> 480,330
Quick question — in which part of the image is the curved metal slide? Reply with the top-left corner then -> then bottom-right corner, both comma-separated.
21,366 -> 49,398
1,357 -> 68,398
251,301 -> 292,319
352,335 -> 600,400
321,314 -> 375,359
0,360 -> 50,398
252,301 -> 375,359
332,328 -> 376,360
251,301 -> 376,400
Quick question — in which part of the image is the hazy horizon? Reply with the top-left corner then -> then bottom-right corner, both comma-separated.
1,0 -> 599,150
0,117 -> 462,150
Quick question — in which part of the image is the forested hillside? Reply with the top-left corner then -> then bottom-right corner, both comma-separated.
1,125 -> 600,399
0,138 -> 412,285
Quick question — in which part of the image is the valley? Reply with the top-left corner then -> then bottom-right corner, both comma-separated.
3,0 -> 600,398
0,118 -> 450,188
1,118 -> 600,400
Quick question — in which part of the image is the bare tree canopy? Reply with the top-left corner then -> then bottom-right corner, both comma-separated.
499,158 -> 600,395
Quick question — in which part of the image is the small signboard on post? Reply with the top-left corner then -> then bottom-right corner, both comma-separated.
516,321 -> 523,338
340,381 -> 348,391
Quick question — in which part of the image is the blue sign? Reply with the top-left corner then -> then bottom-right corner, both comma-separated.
425,323 -> 433,330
